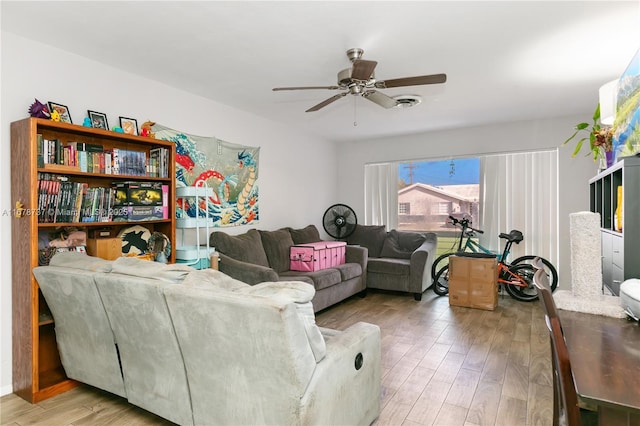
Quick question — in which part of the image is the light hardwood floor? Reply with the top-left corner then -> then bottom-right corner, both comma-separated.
1,289 -> 553,426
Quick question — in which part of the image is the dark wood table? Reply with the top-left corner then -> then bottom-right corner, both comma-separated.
560,310 -> 640,426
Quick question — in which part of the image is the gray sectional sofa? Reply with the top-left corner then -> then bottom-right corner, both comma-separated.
33,252 -> 381,426
346,224 -> 438,301
210,225 -> 367,312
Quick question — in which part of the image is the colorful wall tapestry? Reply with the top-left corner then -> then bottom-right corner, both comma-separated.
614,48 -> 640,160
152,123 -> 259,227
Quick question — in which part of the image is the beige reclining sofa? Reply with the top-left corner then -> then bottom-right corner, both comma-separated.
33,252 -> 381,426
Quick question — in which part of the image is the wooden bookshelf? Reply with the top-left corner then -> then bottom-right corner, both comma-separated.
10,117 -> 176,402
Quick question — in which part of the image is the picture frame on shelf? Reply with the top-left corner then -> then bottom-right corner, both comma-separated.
87,110 -> 109,130
47,102 -> 72,124
119,116 -> 138,136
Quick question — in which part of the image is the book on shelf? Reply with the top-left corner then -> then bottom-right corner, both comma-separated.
36,173 -> 119,224
37,138 -> 168,178
36,134 -> 44,168
162,184 -> 169,219
38,172 -> 170,223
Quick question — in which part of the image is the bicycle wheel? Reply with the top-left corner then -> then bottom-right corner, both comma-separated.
433,265 -> 450,296
431,253 -> 453,280
433,265 -> 449,296
503,264 -> 538,302
512,255 -> 558,291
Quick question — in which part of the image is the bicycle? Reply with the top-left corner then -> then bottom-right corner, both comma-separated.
431,216 -> 558,291
433,216 -> 557,302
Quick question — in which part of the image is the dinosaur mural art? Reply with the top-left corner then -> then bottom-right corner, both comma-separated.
151,123 -> 260,227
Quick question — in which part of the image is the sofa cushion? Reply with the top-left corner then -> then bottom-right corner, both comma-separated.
112,257 -> 194,283
333,262 -> 363,281
397,230 -> 428,251
277,275 -> 315,285
259,229 -> 294,273
279,269 -> 342,291
347,225 -> 387,258
380,230 -> 425,259
49,251 -> 113,272
288,225 -> 321,244
183,269 -> 249,290
367,258 -> 411,276
210,229 -> 270,267
238,281 -> 325,362
238,280 -> 315,303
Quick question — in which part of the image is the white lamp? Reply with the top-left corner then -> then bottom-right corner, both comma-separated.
599,79 -> 618,125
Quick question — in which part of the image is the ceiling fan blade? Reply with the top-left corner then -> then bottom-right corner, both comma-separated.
273,85 -> 341,91
306,93 -> 348,112
363,90 -> 399,109
351,59 -> 378,81
375,73 -> 447,89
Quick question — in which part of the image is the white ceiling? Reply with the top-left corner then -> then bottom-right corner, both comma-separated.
2,1 -> 639,142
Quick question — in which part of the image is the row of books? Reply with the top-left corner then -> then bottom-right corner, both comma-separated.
37,134 -> 170,178
37,174 -> 169,224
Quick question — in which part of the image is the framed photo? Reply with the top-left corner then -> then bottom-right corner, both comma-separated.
119,116 -> 138,136
87,110 -> 109,130
48,102 -> 72,124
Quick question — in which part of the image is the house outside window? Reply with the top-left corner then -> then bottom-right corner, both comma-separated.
397,158 -> 480,233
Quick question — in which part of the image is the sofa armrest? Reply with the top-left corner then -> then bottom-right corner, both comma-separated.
302,322 -> 381,425
346,245 -> 367,282
409,233 -> 438,293
217,252 -> 279,285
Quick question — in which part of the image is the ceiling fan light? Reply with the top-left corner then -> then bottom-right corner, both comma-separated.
393,95 -> 422,109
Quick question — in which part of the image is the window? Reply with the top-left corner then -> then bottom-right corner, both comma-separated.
431,202 -> 451,215
398,158 -> 480,233
364,150 -> 558,271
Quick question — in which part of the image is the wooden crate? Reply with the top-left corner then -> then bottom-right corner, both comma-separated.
86,237 -> 122,260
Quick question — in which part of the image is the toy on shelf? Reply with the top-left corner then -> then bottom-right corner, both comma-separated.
82,117 -> 92,127
112,126 -> 124,133
28,99 -> 50,119
140,121 -> 156,138
50,110 -> 61,122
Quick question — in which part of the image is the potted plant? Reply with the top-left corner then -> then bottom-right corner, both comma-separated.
563,103 -> 614,166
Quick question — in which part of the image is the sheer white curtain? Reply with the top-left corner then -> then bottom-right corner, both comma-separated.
364,163 -> 398,230
479,150 -> 558,265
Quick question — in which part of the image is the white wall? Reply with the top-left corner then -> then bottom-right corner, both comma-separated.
335,118 -> 599,293
0,32 -> 339,395
0,31 -> 601,397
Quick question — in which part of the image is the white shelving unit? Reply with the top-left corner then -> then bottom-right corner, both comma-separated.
176,186 -> 216,269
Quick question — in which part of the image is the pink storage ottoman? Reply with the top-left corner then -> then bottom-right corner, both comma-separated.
290,241 -> 346,272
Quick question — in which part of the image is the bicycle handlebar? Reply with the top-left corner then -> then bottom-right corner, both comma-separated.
448,215 -> 484,234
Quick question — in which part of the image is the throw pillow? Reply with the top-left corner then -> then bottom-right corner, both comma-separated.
396,230 -> 427,251
380,232 -> 413,259
210,229 -> 270,267
288,225 -> 321,244
259,229 -> 295,273
346,224 -> 387,258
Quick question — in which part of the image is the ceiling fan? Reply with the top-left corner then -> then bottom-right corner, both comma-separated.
272,48 -> 447,112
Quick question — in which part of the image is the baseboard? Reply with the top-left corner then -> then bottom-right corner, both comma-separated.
0,383 -> 13,397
